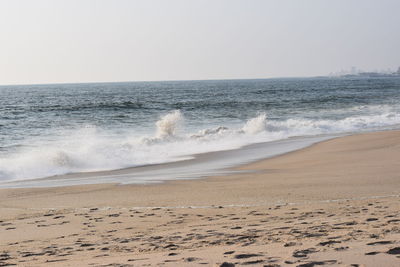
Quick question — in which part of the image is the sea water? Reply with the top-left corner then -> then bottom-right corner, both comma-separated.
1,77 -> 400,187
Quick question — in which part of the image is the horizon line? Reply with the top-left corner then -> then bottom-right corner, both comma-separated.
0,75 -> 326,87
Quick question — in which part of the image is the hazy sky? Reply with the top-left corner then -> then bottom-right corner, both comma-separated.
1,0 -> 400,85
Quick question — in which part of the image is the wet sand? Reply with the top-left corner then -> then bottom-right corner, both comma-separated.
1,130 -> 400,266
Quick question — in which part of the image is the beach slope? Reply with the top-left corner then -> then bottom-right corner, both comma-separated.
1,130 -> 400,266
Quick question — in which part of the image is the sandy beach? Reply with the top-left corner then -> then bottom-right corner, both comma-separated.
1,130 -> 400,266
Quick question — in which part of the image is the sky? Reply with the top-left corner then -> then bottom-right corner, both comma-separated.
0,0 -> 400,85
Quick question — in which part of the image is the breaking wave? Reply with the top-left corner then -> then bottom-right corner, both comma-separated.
1,109 -> 400,182
242,113 -> 267,134
155,110 -> 183,139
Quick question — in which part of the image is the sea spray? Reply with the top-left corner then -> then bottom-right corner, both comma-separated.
242,113 -> 267,134
156,110 -> 183,139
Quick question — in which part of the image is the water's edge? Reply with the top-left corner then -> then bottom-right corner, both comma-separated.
0,133 -> 342,189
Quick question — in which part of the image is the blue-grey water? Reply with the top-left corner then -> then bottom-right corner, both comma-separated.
1,77 -> 400,186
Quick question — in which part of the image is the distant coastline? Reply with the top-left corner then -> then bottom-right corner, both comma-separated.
327,66 -> 400,78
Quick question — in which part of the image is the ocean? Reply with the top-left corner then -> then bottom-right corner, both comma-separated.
1,77 -> 400,187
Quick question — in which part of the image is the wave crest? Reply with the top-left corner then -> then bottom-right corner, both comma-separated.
156,110 -> 183,139
242,113 -> 267,134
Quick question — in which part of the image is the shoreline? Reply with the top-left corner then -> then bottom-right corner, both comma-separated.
0,133 -> 337,189
1,126 -> 397,189
1,130 -> 400,266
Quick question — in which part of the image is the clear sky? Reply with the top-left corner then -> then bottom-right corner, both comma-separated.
1,0 -> 400,85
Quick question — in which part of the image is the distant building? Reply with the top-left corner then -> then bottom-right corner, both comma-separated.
397,67 -> 400,75
358,72 -> 381,77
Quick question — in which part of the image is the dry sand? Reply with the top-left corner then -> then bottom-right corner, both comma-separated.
0,130 -> 400,266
